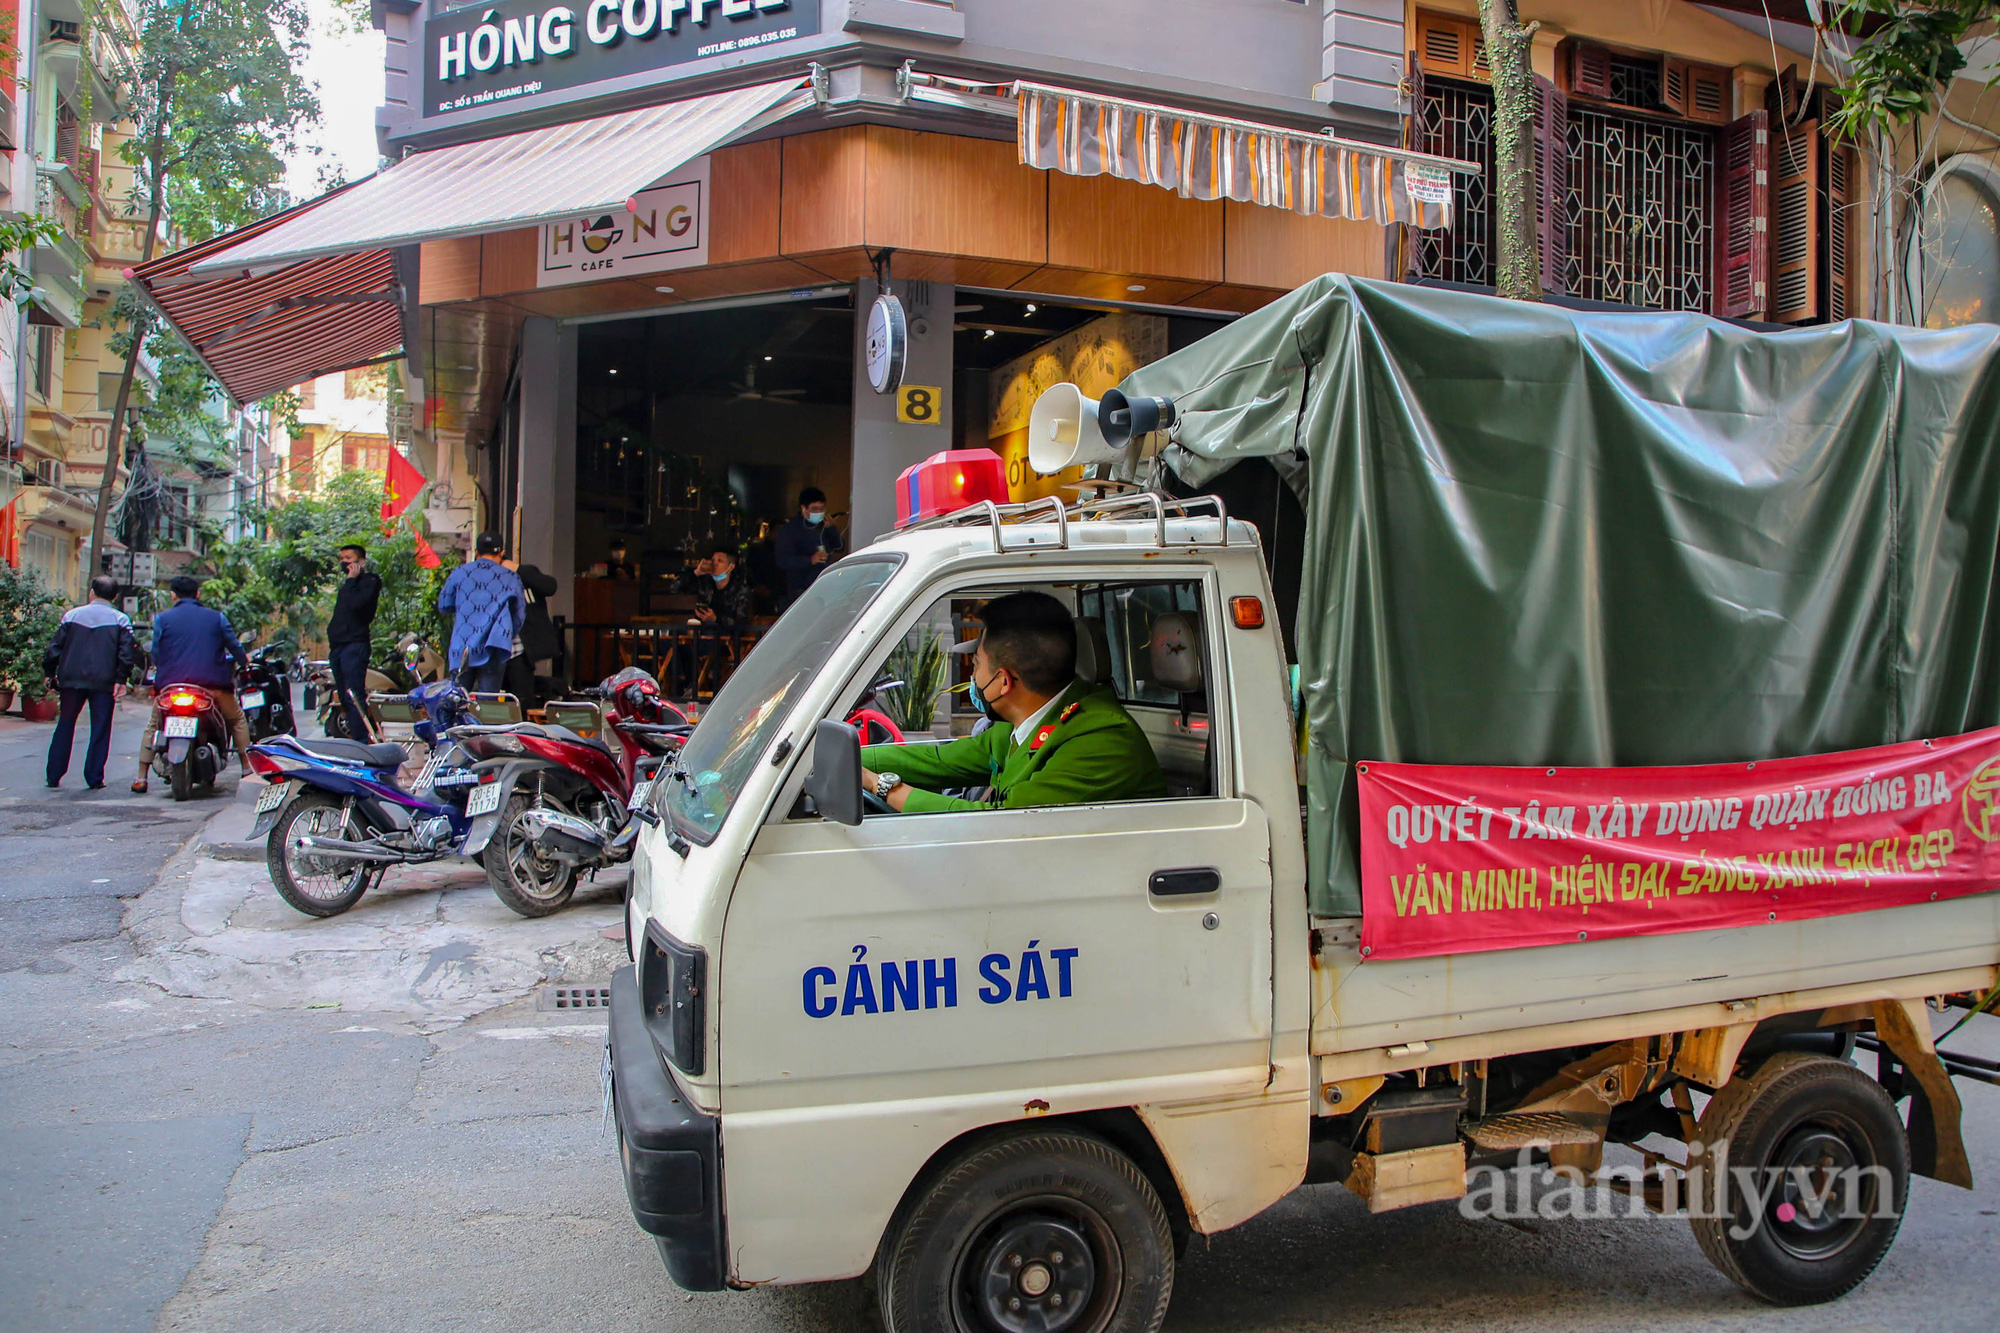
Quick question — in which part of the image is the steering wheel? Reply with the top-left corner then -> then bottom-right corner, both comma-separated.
863,789 -> 894,815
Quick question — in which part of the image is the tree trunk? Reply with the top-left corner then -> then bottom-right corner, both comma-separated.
1479,0 -> 1542,302
86,118 -> 173,569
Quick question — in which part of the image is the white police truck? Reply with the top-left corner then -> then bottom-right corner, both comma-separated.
606,479 -> 1997,1333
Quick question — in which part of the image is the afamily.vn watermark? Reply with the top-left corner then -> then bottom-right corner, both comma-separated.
1462,1142 -> 1899,1239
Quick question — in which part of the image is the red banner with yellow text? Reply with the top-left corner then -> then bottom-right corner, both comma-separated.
1356,728 -> 2000,960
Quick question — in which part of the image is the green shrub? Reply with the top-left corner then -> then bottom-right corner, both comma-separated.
0,562 -> 67,701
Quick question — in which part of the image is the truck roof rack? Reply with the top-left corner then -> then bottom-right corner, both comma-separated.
895,491 -> 1231,553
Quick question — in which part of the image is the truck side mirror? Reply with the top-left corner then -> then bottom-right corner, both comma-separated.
804,719 -> 863,826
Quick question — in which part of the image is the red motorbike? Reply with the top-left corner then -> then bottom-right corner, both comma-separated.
847,674 -> 907,745
451,668 -> 691,917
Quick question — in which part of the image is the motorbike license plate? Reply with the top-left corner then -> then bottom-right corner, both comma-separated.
627,780 -> 654,811
240,689 -> 265,709
465,782 -> 504,817
164,715 -> 199,738
254,780 -> 288,814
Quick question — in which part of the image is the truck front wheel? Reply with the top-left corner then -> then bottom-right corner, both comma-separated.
876,1129 -> 1175,1333
1688,1051 -> 1909,1305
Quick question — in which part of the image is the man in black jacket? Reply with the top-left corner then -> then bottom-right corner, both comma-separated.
326,545 -> 381,741
43,574 -> 137,789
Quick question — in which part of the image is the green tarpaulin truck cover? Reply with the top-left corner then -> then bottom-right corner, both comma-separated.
1119,275 -> 2000,916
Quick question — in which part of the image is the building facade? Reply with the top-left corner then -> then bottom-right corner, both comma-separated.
126,3 -> 2000,648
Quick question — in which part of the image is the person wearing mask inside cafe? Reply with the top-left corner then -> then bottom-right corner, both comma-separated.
860,591 -> 1164,812
676,545 -> 753,696
774,486 -> 843,607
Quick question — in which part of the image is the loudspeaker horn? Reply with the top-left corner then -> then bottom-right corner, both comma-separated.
1027,382 -> 1122,475
1096,388 -> 1177,448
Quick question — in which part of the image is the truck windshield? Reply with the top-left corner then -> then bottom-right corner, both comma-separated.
664,557 -> 900,844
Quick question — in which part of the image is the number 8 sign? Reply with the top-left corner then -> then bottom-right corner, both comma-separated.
897,384 -> 944,424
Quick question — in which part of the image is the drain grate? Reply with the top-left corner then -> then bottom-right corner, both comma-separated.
539,984 -> 613,1012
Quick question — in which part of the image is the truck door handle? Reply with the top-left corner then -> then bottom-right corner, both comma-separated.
1149,867 -> 1221,896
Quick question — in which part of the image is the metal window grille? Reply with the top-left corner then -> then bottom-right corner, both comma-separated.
1604,54 -> 1664,113
1412,79 -> 1495,287
1564,108 -> 1715,311
1414,77 -> 1714,313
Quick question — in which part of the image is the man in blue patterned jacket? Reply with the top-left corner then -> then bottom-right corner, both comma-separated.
437,532 -> 526,692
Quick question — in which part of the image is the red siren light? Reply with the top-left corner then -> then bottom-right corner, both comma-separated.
894,449 -> 1008,527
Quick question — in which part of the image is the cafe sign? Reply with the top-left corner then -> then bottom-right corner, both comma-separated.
426,0 -> 821,118
538,155 -> 709,287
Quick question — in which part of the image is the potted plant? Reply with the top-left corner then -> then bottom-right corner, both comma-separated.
0,562 -> 65,720
878,630 -> 953,737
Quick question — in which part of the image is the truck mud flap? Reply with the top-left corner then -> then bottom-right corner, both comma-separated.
608,964 -> 726,1291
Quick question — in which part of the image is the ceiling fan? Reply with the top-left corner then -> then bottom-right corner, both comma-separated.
727,361 -> 807,404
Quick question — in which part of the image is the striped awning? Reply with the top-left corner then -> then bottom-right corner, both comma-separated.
189,78 -> 810,277
128,186 -> 404,406
1015,81 -> 1471,230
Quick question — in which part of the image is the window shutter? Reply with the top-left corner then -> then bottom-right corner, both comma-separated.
54,104 -> 79,168
1534,74 -> 1571,294
1767,65 -> 1803,124
1771,118 -> 1821,323
1714,110 -> 1770,319
1826,142 -> 1858,322
1687,65 -> 1731,124
1417,13 -> 1469,79
1569,41 -> 1613,100
1660,59 -> 1689,117
1416,12 -> 1488,83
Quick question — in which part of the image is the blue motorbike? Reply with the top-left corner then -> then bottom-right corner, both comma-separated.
246,680 -> 502,917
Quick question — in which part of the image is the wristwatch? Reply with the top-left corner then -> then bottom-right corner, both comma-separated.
874,771 -> 902,800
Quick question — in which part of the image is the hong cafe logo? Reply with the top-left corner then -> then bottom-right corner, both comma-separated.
436,0 -> 795,81
540,165 -> 707,285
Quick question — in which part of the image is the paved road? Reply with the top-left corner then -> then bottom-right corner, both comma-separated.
1,703 -> 1997,1331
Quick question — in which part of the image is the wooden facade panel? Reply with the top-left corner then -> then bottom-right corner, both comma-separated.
862,126 -> 1046,264
1183,284 -> 1287,315
1223,202 -> 1384,289
1047,172 -> 1223,282
647,257 -> 834,303
712,138 -> 783,265
780,127 -> 868,255
491,279 -> 668,320
788,248 -> 1043,289
1010,266 -> 1216,307
480,228 -> 539,297
418,236 -> 483,305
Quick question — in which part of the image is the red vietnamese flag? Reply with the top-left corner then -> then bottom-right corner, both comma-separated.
382,450 -> 426,520
411,530 -> 442,569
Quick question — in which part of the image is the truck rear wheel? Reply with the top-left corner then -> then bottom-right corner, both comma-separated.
1688,1051 -> 1908,1306
876,1130 -> 1174,1333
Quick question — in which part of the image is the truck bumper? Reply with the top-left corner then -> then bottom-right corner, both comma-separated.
608,963 -> 727,1291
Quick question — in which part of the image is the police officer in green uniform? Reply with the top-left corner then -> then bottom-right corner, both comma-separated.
860,591 -> 1166,813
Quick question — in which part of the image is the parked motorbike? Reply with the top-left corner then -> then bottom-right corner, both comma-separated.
452,668 -> 692,918
310,638 -> 444,739
151,682 -> 235,800
246,679 -> 493,917
238,644 -> 298,742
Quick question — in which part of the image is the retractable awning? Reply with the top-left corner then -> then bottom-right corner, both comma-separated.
189,77 -> 812,277
128,185 -> 405,405
1012,81 -> 1471,231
